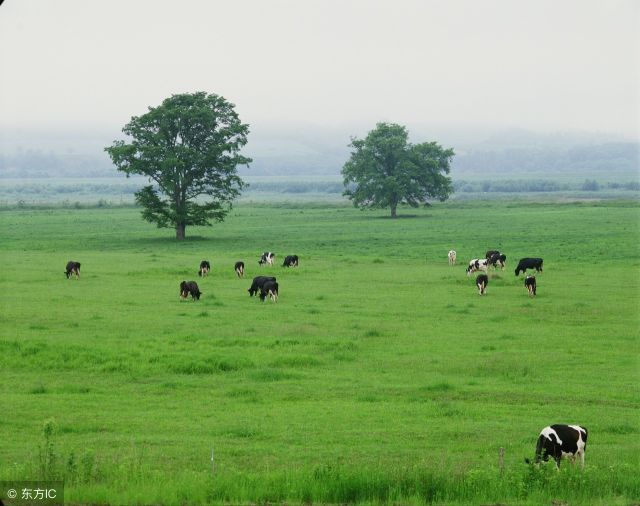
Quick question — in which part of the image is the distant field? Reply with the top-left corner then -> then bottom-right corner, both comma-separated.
0,172 -> 638,206
1,201 -> 639,505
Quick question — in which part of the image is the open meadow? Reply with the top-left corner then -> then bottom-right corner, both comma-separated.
1,200 -> 639,505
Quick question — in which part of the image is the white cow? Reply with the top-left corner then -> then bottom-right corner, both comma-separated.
466,258 -> 489,276
258,251 -> 275,266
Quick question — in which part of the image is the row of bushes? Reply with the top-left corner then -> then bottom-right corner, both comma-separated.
454,179 -> 640,193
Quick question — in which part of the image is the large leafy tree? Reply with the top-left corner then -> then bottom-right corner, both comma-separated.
342,122 -> 454,218
105,92 -> 251,239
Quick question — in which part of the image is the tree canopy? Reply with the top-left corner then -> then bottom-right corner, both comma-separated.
341,122 -> 454,218
105,92 -> 251,239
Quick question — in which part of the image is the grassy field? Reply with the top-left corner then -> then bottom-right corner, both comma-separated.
1,200 -> 639,505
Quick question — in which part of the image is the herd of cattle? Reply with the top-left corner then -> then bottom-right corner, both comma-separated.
447,249 -> 543,296
64,251 -> 592,469
188,252 -> 296,302
446,250 -> 588,468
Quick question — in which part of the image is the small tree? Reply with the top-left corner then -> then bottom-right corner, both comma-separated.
342,122 -> 454,218
105,92 -> 251,239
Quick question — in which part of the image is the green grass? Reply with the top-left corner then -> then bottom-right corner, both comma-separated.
1,200 -> 639,505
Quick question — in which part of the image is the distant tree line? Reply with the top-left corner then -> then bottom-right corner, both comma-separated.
453,179 -> 640,193
2,179 -> 638,207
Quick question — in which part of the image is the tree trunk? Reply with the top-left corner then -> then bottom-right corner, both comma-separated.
176,222 -> 186,240
390,203 -> 398,219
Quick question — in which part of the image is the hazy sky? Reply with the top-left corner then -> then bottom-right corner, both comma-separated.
1,0 -> 638,139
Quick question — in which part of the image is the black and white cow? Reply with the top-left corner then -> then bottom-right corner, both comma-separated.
485,250 -> 500,260
515,258 -> 544,276
476,274 -> 488,295
248,276 -> 276,297
282,255 -> 299,267
259,279 -> 279,302
65,261 -> 81,279
180,280 -> 202,300
526,425 -> 588,469
466,258 -> 489,276
234,261 -> 245,278
525,275 -> 537,296
259,251 -> 275,266
198,260 -> 211,277
488,252 -> 507,270
448,250 -> 457,266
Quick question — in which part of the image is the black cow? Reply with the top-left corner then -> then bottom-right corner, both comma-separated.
259,251 -> 275,266
248,276 -> 276,297
198,260 -> 211,277
180,280 -> 201,300
526,425 -> 588,469
65,261 -> 81,279
515,258 -> 544,276
488,253 -> 507,269
525,275 -> 537,296
282,255 -> 299,267
234,261 -> 245,278
260,280 -> 279,302
485,250 -> 500,260
476,274 -> 488,295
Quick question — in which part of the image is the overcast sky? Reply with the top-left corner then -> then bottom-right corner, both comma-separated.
0,0 -> 638,140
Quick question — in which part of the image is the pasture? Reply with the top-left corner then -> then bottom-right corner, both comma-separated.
1,200 -> 639,505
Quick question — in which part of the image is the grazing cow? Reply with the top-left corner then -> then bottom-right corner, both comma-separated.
448,250 -> 457,266
260,279 -> 279,302
198,260 -> 211,277
485,250 -> 500,260
466,258 -> 489,276
259,251 -> 275,266
515,258 -> 544,276
65,261 -> 81,279
180,280 -> 201,300
234,261 -> 245,278
282,255 -> 299,267
526,425 -> 588,469
488,252 -> 507,270
248,276 -> 276,297
525,275 -> 537,296
476,274 -> 488,295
